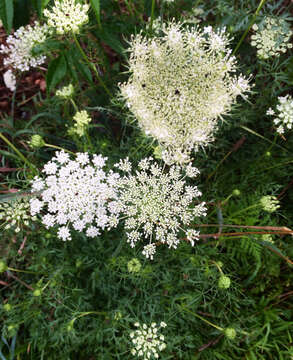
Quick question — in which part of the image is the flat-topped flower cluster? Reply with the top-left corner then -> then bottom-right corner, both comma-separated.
30,151 -> 120,241
130,322 -> 167,359
120,22 -> 250,164
251,17 -> 292,59
28,151 -> 206,258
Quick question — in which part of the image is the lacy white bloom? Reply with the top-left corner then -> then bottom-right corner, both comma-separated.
0,198 -> 36,233
68,110 -> 92,137
251,18 -> 292,59
260,195 -> 280,213
0,21 -> 50,72
56,84 -> 74,99
29,151 -> 120,241
120,22 -> 250,164
3,70 -> 16,91
130,322 -> 167,359
115,157 -> 206,259
266,95 -> 293,134
44,0 -> 89,35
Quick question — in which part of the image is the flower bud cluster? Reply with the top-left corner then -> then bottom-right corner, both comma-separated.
0,21 -> 50,72
260,195 -> 280,213
115,157 -> 206,259
251,18 -> 292,59
29,151 -> 121,241
130,322 -> 167,359
266,95 -> 293,134
0,198 -> 35,233
120,22 -> 250,163
44,0 -> 89,35
68,110 -> 92,137
56,84 -> 74,99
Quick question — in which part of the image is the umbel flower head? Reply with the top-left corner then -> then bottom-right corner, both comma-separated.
115,157 -> 206,259
44,0 -> 89,35
130,321 -> 167,359
266,95 -> 293,134
0,198 -> 36,233
251,17 -> 292,59
0,21 -> 50,72
29,151 -> 120,241
120,22 -> 250,164
56,84 -> 74,99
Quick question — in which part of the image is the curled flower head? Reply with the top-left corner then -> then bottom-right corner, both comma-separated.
44,0 -> 89,35
260,195 -> 280,213
267,95 -> 293,134
130,321 -> 167,359
0,21 -> 50,72
120,22 -> 250,164
251,17 -> 292,59
30,151 -> 121,241
115,157 -> 206,259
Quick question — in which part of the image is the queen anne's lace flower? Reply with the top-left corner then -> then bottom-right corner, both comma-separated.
0,21 -> 50,72
251,18 -> 292,59
130,322 -> 167,359
0,198 -> 36,233
44,0 -> 89,35
266,95 -> 293,134
30,151 -> 120,241
120,22 -> 250,164
115,157 -> 206,259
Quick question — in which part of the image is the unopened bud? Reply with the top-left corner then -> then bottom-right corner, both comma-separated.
29,135 -> 45,149
218,275 -> 231,289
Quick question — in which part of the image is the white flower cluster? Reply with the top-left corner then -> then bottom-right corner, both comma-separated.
115,157 -> 206,259
120,22 -> 250,164
3,70 -> 16,92
44,0 -> 89,35
251,18 -> 293,59
0,198 -> 36,233
29,151 -> 120,241
56,84 -> 74,99
130,322 -> 167,359
68,110 -> 92,137
0,21 -> 50,72
266,95 -> 293,134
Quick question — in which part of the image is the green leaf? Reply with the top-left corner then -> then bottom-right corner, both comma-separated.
0,0 -> 14,33
90,0 -> 101,29
13,0 -> 31,29
46,54 -> 67,94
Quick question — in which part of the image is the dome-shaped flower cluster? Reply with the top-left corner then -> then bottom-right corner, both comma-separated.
44,0 -> 89,35
0,21 -> 50,72
115,157 -> 206,259
29,151 -> 120,241
120,22 -> 250,164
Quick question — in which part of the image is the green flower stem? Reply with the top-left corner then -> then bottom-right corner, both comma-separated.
7,267 -> 37,274
210,261 -> 224,274
181,305 -> 224,331
232,0 -> 267,56
44,143 -> 76,156
70,311 -> 107,328
70,98 -> 79,112
72,33 -> 112,98
149,0 -> 156,33
0,132 -> 37,174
